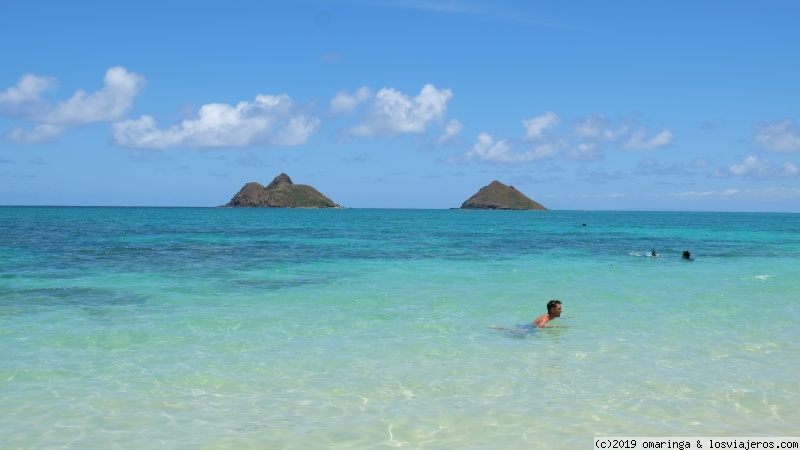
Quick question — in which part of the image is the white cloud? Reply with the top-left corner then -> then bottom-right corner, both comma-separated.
573,115 -> 627,142
567,143 -> 602,161
452,112 -> 567,164
113,94 -> 319,148
620,128 -> 673,150
449,112 -> 672,166
0,73 -> 56,118
573,115 -> 673,150
1,66 -> 144,143
462,132 -> 560,164
712,155 -> 800,180
280,115 -> 320,146
783,161 -> 799,176
6,124 -> 65,144
437,118 -> 463,144
523,143 -> 562,161
330,86 -> 372,113
0,67 -> 143,125
464,132 -> 515,163
729,156 -> 768,176
347,84 -> 453,137
755,119 -> 800,152
42,67 -> 144,125
522,111 -> 560,140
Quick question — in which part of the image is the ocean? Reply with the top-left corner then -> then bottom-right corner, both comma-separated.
1,207 -> 798,449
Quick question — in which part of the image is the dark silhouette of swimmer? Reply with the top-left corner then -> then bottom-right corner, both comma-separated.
682,250 -> 694,260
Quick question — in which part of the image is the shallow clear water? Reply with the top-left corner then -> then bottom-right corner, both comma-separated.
1,207 -> 798,449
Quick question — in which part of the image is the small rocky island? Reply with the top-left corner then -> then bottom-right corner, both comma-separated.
223,173 -> 340,208
459,180 -> 548,210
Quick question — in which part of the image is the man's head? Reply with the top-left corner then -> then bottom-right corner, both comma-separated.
546,299 -> 562,317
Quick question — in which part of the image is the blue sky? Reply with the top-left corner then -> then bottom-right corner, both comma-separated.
2,0 -> 799,211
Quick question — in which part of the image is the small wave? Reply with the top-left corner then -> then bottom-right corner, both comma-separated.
742,274 -> 774,281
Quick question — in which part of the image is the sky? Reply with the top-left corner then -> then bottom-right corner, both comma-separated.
1,0 -> 799,211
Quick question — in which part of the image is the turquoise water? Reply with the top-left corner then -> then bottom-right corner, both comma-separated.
1,207 -> 798,449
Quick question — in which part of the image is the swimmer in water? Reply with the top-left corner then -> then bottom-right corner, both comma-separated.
488,299 -> 569,331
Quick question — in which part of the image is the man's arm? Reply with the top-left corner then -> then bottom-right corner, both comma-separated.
533,314 -> 570,328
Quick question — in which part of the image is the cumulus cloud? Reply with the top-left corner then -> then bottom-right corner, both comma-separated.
567,143 -> 602,161
451,111 -> 673,165
783,161 -> 799,176
113,94 -> 319,148
620,128 -> 673,150
437,119 -> 463,144
712,155 -> 800,180
453,112 -> 566,165
1,66 -> 144,143
729,156 -> 770,176
0,73 -> 56,118
330,86 -> 372,113
462,132 -> 514,163
461,131 -> 560,164
343,84 -> 453,137
522,111 -> 560,140
755,119 -> 800,152
45,67 -> 144,125
6,124 -> 65,144
573,115 -> 673,150
573,115 -> 627,142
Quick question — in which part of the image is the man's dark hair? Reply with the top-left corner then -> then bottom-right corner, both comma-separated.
546,299 -> 561,312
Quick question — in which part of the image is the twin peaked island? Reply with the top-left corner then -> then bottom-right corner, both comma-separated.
222,173 -> 548,210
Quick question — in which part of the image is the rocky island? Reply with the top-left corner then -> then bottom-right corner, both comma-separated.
223,173 -> 340,208
459,180 -> 547,210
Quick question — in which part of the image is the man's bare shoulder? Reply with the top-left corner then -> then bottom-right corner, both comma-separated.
531,314 -> 550,327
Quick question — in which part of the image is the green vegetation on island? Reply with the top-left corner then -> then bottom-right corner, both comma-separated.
459,180 -> 547,210
223,173 -> 339,208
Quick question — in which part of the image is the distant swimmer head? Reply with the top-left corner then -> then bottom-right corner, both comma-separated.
682,250 -> 691,259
